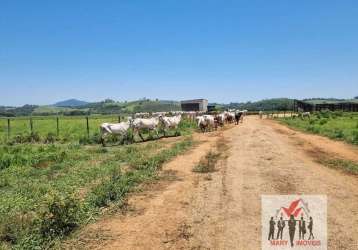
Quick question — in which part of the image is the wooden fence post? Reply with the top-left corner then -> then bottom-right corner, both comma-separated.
56,117 -> 59,136
86,116 -> 90,138
7,118 -> 10,139
118,116 -> 121,123
30,117 -> 33,134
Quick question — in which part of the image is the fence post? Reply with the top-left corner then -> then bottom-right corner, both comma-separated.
7,118 -> 10,139
30,117 -> 33,134
56,117 -> 59,136
118,116 -> 121,123
86,116 -> 90,138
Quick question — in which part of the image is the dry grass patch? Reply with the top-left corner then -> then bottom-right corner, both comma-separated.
193,136 -> 230,173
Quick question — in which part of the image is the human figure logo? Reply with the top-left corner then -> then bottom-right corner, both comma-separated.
262,195 -> 327,250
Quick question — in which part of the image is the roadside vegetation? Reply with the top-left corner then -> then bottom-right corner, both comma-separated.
0,116 -> 197,249
278,111 -> 358,145
319,158 -> 358,175
0,137 -> 194,249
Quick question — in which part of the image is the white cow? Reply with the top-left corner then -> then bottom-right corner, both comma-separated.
152,111 -> 167,117
197,115 -> 215,132
301,112 -> 311,119
259,110 -> 263,119
215,113 -> 226,126
131,117 -> 160,141
224,111 -> 235,123
100,121 -> 131,146
159,115 -> 182,136
134,112 -> 150,118
238,109 -> 247,123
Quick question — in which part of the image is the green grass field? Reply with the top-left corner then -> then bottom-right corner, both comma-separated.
0,136 -> 194,249
0,115 -> 123,143
0,115 -> 198,144
278,111 -> 358,145
0,117 -> 197,249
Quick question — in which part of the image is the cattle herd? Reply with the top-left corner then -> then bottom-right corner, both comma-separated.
100,110 -> 247,146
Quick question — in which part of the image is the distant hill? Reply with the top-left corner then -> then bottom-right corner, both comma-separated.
53,99 -> 89,107
302,98 -> 358,104
1,97 -> 356,117
84,99 -> 181,114
226,98 -> 294,111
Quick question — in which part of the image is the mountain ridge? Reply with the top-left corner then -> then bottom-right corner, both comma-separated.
53,99 -> 89,107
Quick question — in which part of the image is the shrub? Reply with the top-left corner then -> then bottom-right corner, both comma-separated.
331,128 -> 344,139
38,192 -> 82,239
319,119 -> 328,125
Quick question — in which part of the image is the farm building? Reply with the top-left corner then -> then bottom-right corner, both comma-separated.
207,104 -> 216,112
294,99 -> 358,112
181,99 -> 208,112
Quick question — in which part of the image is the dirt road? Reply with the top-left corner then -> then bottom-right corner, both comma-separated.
69,116 -> 358,250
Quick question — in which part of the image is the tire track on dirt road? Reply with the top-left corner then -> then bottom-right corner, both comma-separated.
192,116 -> 358,250
64,131 -> 226,250
66,116 -> 358,250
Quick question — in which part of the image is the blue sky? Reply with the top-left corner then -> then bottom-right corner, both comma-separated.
1,0 -> 357,106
